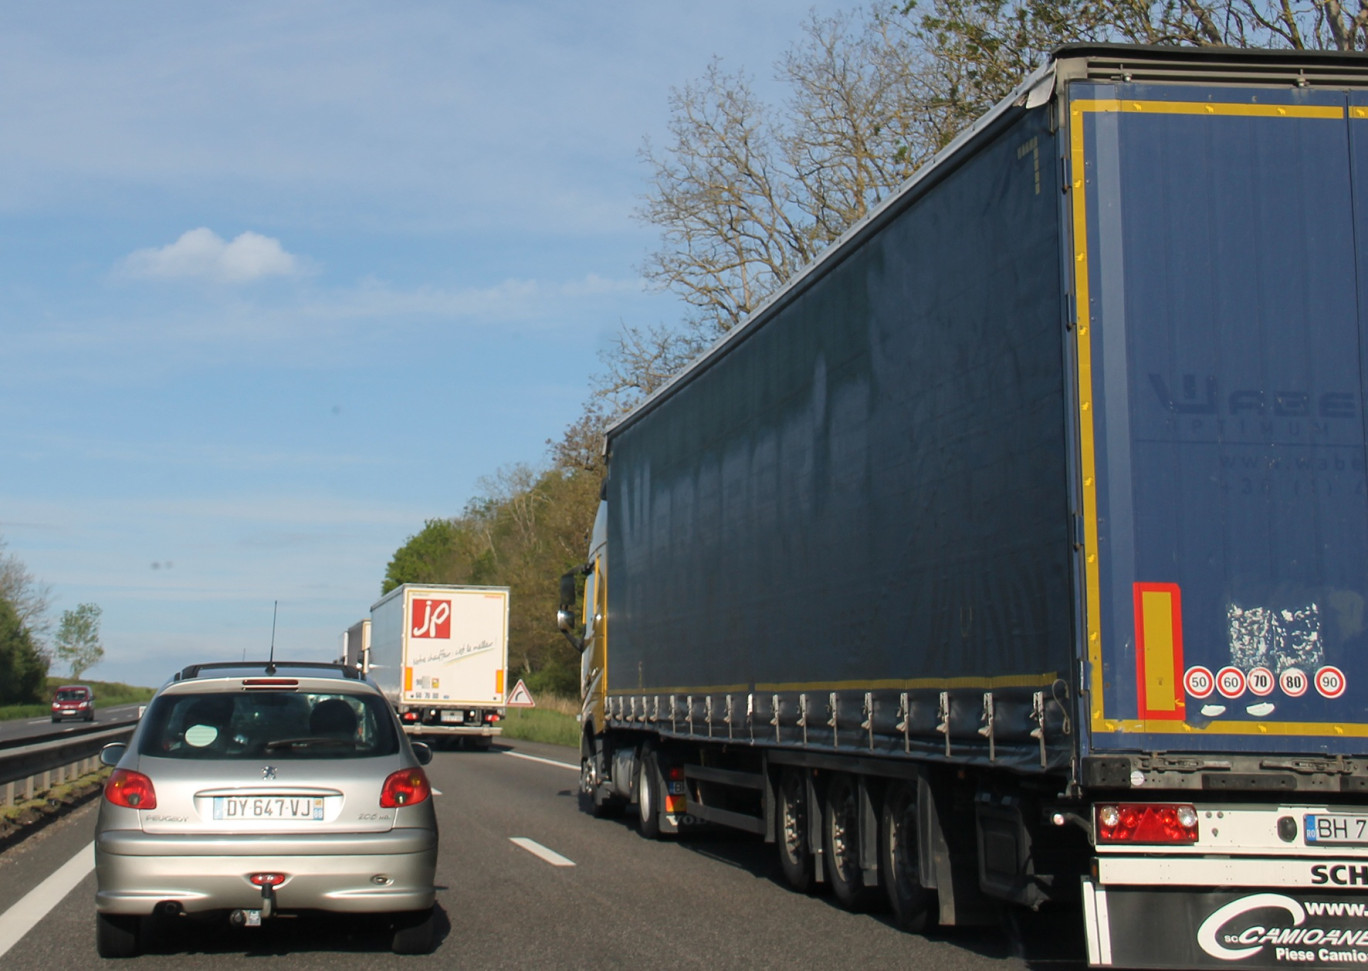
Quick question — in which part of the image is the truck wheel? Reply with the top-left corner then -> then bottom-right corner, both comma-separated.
823,773 -> 881,912
581,735 -> 623,818
880,780 -> 936,931
776,768 -> 814,892
96,912 -> 140,958
635,748 -> 663,839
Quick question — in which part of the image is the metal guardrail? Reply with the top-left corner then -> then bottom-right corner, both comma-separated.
0,724 -> 136,807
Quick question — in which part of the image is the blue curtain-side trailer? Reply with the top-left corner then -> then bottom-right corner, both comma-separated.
562,46 -> 1368,969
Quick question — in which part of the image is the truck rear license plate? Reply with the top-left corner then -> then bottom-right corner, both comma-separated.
1304,814 -> 1368,845
440,710 -> 464,723
213,797 -> 323,821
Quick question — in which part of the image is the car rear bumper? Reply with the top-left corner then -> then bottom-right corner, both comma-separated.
95,828 -> 437,916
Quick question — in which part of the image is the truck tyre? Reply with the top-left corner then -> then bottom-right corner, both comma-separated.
880,780 -> 935,931
777,768 -> 814,892
581,734 -> 623,818
95,912 -> 140,958
823,773 -> 881,912
635,747 -> 662,839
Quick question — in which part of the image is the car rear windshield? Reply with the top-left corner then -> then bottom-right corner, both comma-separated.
55,688 -> 88,701
138,690 -> 400,760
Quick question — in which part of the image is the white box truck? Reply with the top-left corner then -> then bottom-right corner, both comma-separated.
368,583 -> 509,746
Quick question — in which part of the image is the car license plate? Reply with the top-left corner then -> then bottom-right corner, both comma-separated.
1304,814 -> 1368,845
440,710 -> 464,723
213,796 -> 323,821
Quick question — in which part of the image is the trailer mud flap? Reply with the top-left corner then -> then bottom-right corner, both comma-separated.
1084,881 -> 1368,968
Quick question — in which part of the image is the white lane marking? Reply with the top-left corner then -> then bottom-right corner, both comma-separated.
0,841 -> 95,959
509,837 -> 575,867
26,719 -> 49,726
502,751 -> 576,771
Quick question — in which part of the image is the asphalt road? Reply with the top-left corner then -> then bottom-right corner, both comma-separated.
0,739 -> 1087,970
0,704 -> 144,746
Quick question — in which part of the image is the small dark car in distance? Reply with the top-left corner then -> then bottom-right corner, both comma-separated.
94,661 -> 439,957
51,684 -> 95,722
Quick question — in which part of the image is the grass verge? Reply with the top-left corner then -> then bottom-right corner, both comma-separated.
500,695 -> 580,748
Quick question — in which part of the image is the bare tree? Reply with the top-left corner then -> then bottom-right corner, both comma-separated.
638,59 -> 818,340
0,535 -> 52,650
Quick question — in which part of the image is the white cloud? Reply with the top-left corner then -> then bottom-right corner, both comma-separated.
119,227 -> 302,283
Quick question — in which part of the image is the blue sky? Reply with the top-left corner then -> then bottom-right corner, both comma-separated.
1,1 -> 852,688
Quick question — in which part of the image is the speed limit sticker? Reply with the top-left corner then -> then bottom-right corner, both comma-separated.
1183,666 -> 1215,699
1246,666 -> 1275,697
1279,667 -> 1309,698
1216,666 -> 1246,699
1315,666 -> 1347,699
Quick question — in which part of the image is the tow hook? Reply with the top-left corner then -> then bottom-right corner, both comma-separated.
232,873 -> 286,926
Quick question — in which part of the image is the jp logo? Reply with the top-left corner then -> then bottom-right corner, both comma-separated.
411,598 -> 451,639
1198,894 -> 1306,961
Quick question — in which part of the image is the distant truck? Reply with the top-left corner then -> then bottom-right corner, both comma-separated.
369,583 -> 510,746
339,617 -> 370,672
560,45 -> 1368,970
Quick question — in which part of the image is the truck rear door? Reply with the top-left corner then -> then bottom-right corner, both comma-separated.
1069,77 -> 1368,754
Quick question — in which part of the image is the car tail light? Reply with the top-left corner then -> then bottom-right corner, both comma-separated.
380,767 -> 431,808
105,769 -> 157,810
249,873 -> 287,887
1096,803 -> 1198,844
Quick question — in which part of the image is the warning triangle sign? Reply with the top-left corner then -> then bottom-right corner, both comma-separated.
506,679 -> 535,707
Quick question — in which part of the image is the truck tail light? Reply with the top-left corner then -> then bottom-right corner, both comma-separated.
380,767 -> 432,808
401,711 -> 419,723
1096,803 -> 1198,844
105,769 -> 157,810
483,712 -> 501,723
664,765 -> 686,813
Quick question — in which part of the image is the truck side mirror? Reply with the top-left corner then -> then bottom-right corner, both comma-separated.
557,566 -> 588,652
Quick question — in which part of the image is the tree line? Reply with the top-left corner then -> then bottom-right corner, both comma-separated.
0,536 -> 106,704
381,0 -> 1366,696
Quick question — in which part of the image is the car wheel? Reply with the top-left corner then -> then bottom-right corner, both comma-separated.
96,912 -> 140,958
390,907 -> 435,954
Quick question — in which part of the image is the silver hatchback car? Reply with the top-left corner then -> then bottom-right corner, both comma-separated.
94,661 -> 439,957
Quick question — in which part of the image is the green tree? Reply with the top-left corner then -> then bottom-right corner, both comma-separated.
382,463 -> 600,696
55,602 -> 104,679
0,596 -> 48,704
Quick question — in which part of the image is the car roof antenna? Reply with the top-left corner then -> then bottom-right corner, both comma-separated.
266,600 -> 278,674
